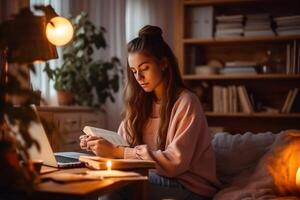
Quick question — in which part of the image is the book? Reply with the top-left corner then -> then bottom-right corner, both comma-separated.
213,86 -> 223,112
281,89 -> 293,113
42,171 -> 142,182
216,15 -> 244,22
215,28 -> 244,35
292,40 -> 297,74
213,86 -> 219,112
244,30 -> 275,37
86,170 -> 142,178
225,61 -> 257,68
79,155 -> 155,170
216,23 -> 243,30
228,86 -> 233,113
189,6 -> 213,38
246,13 -> 270,20
241,86 -> 254,112
83,126 -> 129,147
222,87 -> 228,113
277,25 -> 300,31
232,85 -> 238,113
277,29 -> 300,36
221,67 -> 257,75
274,15 -> 300,24
286,88 -> 299,113
298,44 -> 300,74
286,44 -> 291,74
237,85 -> 253,113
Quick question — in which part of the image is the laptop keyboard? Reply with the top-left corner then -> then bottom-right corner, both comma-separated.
55,155 -> 79,163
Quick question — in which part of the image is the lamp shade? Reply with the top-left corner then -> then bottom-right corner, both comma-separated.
46,16 -> 73,46
6,8 -> 58,63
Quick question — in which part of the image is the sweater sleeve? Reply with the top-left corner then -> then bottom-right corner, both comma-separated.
149,94 -> 208,177
117,122 -> 136,159
117,122 -> 150,159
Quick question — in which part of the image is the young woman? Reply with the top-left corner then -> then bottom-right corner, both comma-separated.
80,25 -> 220,200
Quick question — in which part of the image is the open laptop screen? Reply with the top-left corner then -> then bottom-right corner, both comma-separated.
26,106 -> 87,168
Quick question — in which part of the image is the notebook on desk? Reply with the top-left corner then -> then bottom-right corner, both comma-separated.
26,106 -> 90,168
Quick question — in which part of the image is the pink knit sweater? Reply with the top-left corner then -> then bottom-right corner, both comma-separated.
117,90 -> 220,197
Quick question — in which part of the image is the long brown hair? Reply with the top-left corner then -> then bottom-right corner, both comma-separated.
123,25 -> 186,150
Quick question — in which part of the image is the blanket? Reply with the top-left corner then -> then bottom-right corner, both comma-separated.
214,130 -> 300,200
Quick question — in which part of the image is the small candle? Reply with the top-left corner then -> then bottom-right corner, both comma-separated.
296,167 -> 300,189
106,160 -> 112,171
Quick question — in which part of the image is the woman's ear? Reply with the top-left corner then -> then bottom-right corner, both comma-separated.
160,57 -> 169,71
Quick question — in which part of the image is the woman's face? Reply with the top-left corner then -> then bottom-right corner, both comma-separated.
128,52 -> 165,94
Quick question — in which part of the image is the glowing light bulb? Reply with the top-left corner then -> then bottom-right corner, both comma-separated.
46,16 -> 73,46
33,60 -> 44,64
106,160 -> 112,171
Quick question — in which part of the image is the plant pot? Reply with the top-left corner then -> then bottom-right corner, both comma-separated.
57,90 -> 74,105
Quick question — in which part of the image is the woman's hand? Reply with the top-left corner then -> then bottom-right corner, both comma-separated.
80,135 -> 124,158
79,135 -> 99,151
86,138 -> 117,157
79,135 -> 88,150
136,145 -> 153,160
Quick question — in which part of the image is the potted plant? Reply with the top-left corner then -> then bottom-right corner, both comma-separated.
0,51 -> 50,197
0,8 -> 57,197
44,12 -> 122,108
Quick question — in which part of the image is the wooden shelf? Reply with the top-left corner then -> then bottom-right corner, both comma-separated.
183,0 -> 299,6
183,74 -> 300,80
183,35 -> 300,45
205,112 -> 300,118
184,0 -> 272,6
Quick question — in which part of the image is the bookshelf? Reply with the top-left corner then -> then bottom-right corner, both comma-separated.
205,112 -> 300,118
175,0 -> 300,133
184,35 -> 300,44
183,74 -> 300,80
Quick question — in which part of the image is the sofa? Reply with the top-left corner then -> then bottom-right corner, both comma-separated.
212,130 -> 300,200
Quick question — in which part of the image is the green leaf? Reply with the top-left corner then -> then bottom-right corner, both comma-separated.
76,50 -> 84,57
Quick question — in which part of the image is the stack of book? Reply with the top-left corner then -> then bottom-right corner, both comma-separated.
79,156 -> 155,170
212,85 -> 253,113
215,15 -> 244,38
221,61 -> 257,75
213,85 -> 238,113
244,14 -> 274,36
274,15 -> 300,36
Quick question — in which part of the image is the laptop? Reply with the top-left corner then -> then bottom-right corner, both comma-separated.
26,106 -> 90,168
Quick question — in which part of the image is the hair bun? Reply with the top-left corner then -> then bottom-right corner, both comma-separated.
138,25 -> 163,39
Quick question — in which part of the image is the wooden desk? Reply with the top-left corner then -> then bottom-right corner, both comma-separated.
33,167 -> 149,200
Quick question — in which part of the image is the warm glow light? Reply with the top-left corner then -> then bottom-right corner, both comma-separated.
46,16 -> 73,46
296,167 -> 300,188
106,160 -> 112,171
33,60 -> 44,64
